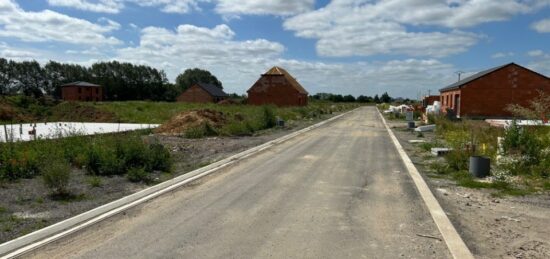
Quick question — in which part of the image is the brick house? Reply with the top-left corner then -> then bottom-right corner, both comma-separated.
176,82 -> 228,103
247,66 -> 308,106
61,81 -> 103,101
439,63 -> 550,118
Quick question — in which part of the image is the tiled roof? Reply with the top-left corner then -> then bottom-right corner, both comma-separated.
439,63 -> 513,92
195,82 -> 227,97
262,66 -> 308,94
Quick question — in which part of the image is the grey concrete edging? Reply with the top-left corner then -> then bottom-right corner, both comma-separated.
377,110 -> 474,259
0,108 -> 358,258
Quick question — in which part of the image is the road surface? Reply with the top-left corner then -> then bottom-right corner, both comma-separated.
27,107 -> 451,258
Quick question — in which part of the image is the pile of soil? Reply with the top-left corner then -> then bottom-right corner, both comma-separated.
0,100 -> 34,122
155,109 -> 226,135
50,102 -> 117,122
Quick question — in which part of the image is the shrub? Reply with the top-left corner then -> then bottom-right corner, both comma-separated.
148,143 -> 172,172
86,144 -> 125,176
127,167 -> 150,183
88,176 -> 102,188
445,150 -> 469,171
115,137 -> 149,169
262,106 -> 276,129
429,161 -> 451,175
42,159 -> 71,195
184,123 -> 218,138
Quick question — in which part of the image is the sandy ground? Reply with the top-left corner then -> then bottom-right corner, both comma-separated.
388,120 -> 550,259
0,115 -> 329,244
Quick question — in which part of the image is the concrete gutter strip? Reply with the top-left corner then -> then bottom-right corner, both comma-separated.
0,108 -> 358,258
377,110 -> 474,259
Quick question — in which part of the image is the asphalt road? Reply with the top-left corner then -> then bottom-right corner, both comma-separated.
27,107 -> 451,259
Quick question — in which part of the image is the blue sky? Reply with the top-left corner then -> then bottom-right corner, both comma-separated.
0,0 -> 549,98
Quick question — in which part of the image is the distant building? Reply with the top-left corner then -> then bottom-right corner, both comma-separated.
176,83 -> 228,103
61,81 -> 103,101
439,63 -> 550,118
247,66 -> 308,106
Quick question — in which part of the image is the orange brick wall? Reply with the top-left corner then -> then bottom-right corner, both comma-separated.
177,85 -> 216,103
247,75 -> 308,106
441,64 -> 550,118
62,86 -> 103,101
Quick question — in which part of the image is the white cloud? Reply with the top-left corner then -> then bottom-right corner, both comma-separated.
0,0 -> 122,45
531,18 -> 550,33
491,52 -> 514,59
284,2 -> 482,58
47,0 -> 123,13
527,50 -> 545,57
47,0 -> 207,14
283,0 -> 550,58
0,42 -> 39,60
111,23 -> 458,97
215,0 -> 314,16
528,50 -> 550,75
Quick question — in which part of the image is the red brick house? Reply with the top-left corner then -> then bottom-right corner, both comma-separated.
61,81 -> 103,101
247,66 -> 308,106
439,63 -> 550,118
176,82 -> 228,103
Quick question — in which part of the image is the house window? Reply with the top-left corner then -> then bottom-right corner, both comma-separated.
78,87 -> 82,93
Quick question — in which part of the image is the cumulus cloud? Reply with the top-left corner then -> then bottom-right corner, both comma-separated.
47,0 -> 207,14
0,0 -> 122,45
111,23 -> 457,97
47,0 -> 123,13
215,0 -> 314,16
531,18 -> 550,33
284,1 -> 484,58
491,52 -> 515,59
0,42 -> 39,60
527,50 -> 550,75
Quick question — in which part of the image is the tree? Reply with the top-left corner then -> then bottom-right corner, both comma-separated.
373,94 -> 380,103
343,95 -> 356,102
357,95 -> 372,103
506,90 -> 550,121
380,92 -> 392,103
175,68 -> 222,92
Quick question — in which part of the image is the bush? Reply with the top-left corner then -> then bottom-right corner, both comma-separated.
127,167 -> 150,183
148,143 -> 172,172
42,159 -> 71,195
184,123 -> 218,138
88,176 -> 102,188
0,148 -> 41,180
445,150 -> 469,171
262,106 -> 276,129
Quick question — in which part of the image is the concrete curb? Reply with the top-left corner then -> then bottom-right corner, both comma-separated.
377,110 -> 474,259
0,108 -> 358,258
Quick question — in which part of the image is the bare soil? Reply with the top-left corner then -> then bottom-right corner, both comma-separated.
0,114 -> 330,244
154,109 -> 226,134
388,120 -> 550,259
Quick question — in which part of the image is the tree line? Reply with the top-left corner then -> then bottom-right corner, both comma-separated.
1,57 -> 404,103
311,92 -> 395,103
0,58 -> 181,101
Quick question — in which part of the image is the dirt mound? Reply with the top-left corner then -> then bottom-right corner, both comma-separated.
0,102 -> 30,122
51,102 -> 117,122
155,109 -> 226,135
